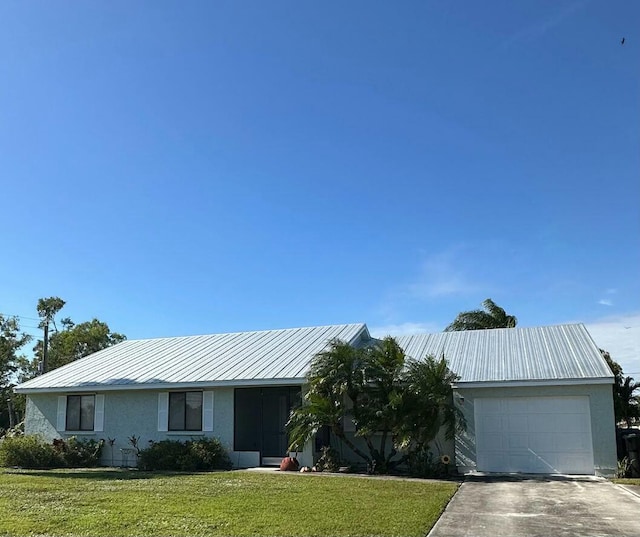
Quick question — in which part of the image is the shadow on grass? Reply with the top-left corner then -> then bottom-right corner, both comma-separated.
2,468 -> 219,480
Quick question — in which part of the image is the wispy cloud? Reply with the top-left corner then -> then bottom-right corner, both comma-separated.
373,242 -> 501,333
597,288 -> 617,306
586,312 -> 640,376
406,248 -> 483,300
369,321 -> 441,339
503,0 -> 588,47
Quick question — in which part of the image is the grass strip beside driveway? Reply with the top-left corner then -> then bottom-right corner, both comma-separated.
0,469 -> 457,537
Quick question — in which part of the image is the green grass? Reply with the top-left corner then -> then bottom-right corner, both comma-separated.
0,469 -> 458,537
613,478 -> 640,486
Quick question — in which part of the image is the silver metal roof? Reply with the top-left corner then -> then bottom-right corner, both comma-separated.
16,322 -> 612,393
393,324 -> 613,384
16,323 -> 369,393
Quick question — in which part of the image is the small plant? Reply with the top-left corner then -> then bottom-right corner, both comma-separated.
107,438 -> 116,466
128,435 -> 141,455
315,446 -> 341,472
407,447 -> 450,478
617,457 -> 632,478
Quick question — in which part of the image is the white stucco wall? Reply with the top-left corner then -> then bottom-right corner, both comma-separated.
454,383 -> 617,477
25,388 -> 235,467
24,387 -> 314,469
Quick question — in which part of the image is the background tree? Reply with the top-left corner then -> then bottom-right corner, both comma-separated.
0,315 -> 31,431
445,298 -> 517,331
15,297 -> 127,383
286,337 -> 464,473
601,349 -> 640,428
2,298 -> 126,428
36,297 -> 66,374
42,318 -> 126,371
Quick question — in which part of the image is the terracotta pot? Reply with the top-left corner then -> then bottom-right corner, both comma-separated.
279,456 -> 300,471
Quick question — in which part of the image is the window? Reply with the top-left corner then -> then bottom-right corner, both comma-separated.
169,391 -> 203,431
158,391 -> 213,432
66,395 -> 95,431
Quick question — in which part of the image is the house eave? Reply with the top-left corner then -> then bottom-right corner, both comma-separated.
452,377 -> 614,390
15,377 -> 306,395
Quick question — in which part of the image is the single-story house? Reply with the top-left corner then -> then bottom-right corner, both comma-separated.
15,322 -> 617,476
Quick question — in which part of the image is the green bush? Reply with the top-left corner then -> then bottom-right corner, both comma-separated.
0,435 -> 64,468
55,437 -> 105,467
0,435 -> 104,469
138,437 -> 232,471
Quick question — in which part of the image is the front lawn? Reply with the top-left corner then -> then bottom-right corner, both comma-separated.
0,469 -> 457,537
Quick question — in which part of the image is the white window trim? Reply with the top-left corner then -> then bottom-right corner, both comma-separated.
158,391 -> 214,433
57,394 -> 103,432
158,392 -> 169,432
203,391 -> 214,432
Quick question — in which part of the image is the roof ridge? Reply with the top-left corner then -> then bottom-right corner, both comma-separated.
124,322 -> 368,342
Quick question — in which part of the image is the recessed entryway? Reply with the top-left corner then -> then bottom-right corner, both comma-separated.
234,386 -> 301,464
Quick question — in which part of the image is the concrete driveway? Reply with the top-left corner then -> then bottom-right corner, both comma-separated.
428,475 -> 640,537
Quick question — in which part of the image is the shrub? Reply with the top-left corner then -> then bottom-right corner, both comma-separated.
138,437 -> 232,471
138,440 -> 184,470
0,435 -> 63,468
0,435 -> 104,469
187,437 -> 232,470
55,437 -> 105,467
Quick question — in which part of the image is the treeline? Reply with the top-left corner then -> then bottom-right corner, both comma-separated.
0,297 -> 125,431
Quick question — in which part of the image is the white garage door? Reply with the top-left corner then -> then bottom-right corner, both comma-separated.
475,396 -> 594,474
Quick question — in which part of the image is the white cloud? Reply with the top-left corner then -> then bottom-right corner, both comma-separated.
369,321 -> 441,339
586,313 -> 640,377
406,249 -> 482,299
598,288 -> 618,306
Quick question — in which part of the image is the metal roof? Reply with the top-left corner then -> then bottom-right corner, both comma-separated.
393,324 -> 613,384
16,323 -> 369,393
16,322 -> 612,393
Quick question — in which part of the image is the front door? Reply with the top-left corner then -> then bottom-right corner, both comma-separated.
261,388 -> 293,457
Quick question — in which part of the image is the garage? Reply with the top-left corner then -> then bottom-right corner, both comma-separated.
474,395 -> 594,474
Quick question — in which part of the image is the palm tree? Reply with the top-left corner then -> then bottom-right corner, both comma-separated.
286,339 -> 370,462
617,376 -> 640,428
286,337 -> 464,473
601,349 -> 640,427
445,298 -> 517,331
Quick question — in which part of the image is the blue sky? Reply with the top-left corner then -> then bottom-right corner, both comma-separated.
1,1 -> 638,374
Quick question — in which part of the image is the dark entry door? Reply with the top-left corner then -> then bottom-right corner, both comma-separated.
234,386 -> 301,458
261,388 -> 291,457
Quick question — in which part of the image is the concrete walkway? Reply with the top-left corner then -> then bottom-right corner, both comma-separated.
428,475 -> 640,537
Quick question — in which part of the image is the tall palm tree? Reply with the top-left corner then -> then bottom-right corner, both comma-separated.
445,298 -> 517,331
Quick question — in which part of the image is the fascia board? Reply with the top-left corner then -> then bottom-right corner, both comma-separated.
452,377 -> 614,390
15,377 -> 307,394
